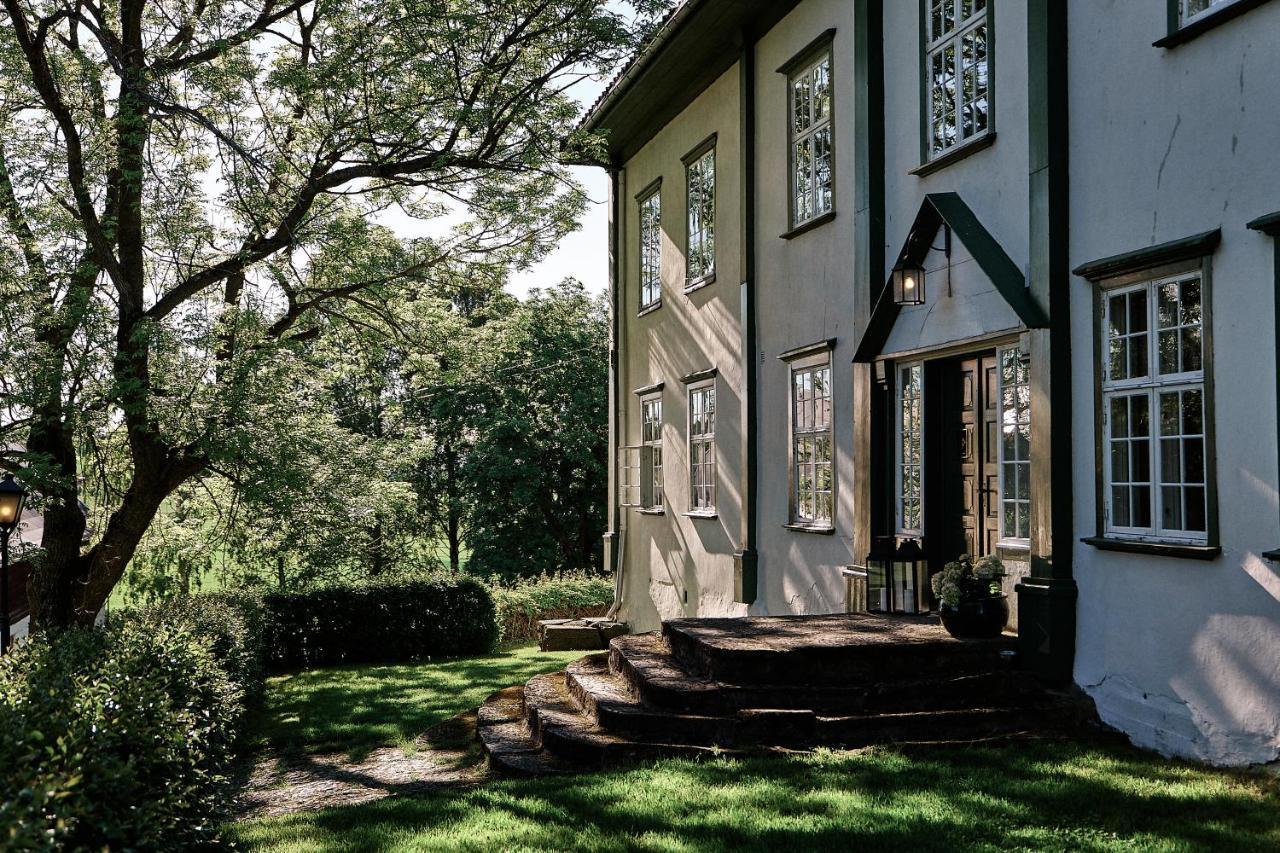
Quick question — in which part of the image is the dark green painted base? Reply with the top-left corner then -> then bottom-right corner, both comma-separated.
734,549 -> 758,605
1015,576 -> 1077,684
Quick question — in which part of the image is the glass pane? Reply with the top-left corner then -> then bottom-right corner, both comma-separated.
1132,395 -> 1150,437
1185,486 -> 1207,532
813,59 -> 831,122
1181,279 -> 1202,325
1184,438 -> 1205,484
1109,294 -> 1128,335
1130,291 -> 1148,333
1113,486 -> 1131,528
793,76 -> 811,134
1111,442 -> 1130,482
1132,439 -> 1151,482
1158,280 -> 1178,328
1132,486 -> 1152,528
1181,327 -> 1203,373
1182,388 -> 1203,435
1159,330 -> 1179,375
1111,397 -> 1129,438
1130,338 -> 1149,379
1160,392 -> 1180,436
1160,438 -> 1181,483
1161,486 -> 1183,530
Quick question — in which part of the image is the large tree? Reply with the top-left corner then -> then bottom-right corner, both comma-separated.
0,0 -> 656,629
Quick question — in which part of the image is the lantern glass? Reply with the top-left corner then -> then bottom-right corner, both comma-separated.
892,263 -> 926,306
0,474 -> 26,533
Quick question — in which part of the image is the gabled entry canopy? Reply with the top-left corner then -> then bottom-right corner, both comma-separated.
854,193 -> 1048,363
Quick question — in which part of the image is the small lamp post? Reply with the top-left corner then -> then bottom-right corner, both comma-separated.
0,473 -> 28,653
891,260 -> 927,306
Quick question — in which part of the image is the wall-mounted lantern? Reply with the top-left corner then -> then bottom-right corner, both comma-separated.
866,536 -> 930,614
891,260 -> 926,306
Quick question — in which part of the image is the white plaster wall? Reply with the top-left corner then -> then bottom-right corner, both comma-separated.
1068,0 -> 1280,766
616,63 -> 747,632
753,0 -> 861,618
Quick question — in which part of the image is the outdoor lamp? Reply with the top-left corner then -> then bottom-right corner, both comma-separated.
0,472 -> 28,653
892,260 -> 927,306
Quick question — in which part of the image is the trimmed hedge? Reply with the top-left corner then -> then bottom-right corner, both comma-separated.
490,572 -> 614,644
260,575 -> 499,671
0,599 -> 261,850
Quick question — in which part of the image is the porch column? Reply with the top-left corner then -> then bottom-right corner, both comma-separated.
1019,0 -> 1077,682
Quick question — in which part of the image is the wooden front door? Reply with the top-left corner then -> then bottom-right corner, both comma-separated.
936,353 -> 1000,560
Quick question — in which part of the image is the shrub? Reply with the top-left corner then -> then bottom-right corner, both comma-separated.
260,575 -> 498,671
0,612 -> 255,850
490,572 -> 614,644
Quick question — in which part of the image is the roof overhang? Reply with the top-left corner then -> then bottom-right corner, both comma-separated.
854,193 -> 1049,363
576,0 -> 802,167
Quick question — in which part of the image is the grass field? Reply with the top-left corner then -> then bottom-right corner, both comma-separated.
232,646 -> 1280,852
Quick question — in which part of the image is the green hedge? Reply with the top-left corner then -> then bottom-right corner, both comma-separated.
260,576 -> 499,671
0,599 -> 261,850
490,572 -> 614,644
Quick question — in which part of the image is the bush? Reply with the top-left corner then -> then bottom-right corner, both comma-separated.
490,572 -> 614,644
0,609 -> 258,850
260,575 -> 498,671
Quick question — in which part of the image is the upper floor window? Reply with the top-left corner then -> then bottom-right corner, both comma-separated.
926,0 -> 990,159
638,185 -> 662,312
1101,272 -> 1209,543
1180,0 -> 1240,25
688,382 -> 717,514
791,359 -> 834,526
684,143 -> 716,286
789,51 -> 834,228
640,394 -> 664,511
897,363 -> 924,535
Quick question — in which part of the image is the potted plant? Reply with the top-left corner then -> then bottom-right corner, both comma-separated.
930,553 -> 1008,639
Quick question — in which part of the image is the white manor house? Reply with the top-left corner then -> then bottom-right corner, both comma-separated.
581,0 -> 1280,766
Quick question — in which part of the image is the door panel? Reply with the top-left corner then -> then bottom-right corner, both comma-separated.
980,356 -> 1001,556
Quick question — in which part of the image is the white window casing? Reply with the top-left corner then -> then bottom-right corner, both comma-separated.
791,358 -> 834,526
687,382 -> 717,514
640,394 -> 665,511
997,346 -> 1031,546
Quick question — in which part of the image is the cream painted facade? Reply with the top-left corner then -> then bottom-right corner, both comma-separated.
587,0 -> 1280,767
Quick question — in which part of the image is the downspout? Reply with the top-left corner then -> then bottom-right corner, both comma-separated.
606,165 -> 626,620
734,31 -> 759,606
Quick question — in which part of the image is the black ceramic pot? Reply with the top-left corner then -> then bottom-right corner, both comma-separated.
939,595 -> 1009,639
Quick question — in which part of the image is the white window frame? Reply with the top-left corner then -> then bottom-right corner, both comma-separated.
684,144 -> 716,287
896,362 -> 925,536
789,353 -> 835,527
638,185 -> 662,313
996,345 -> 1031,547
1179,0 -> 1242,26
687,381 -> 717,515
1100,272 -> 1210,545
925,0 -> 991,160
788,50 -> 834,229
640,393 -> 665,512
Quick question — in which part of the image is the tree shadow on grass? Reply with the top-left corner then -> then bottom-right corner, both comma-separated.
234,739 -> 1280,853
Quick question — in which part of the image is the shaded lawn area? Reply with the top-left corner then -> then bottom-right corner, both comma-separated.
256,644 -> 585,759
230,741 -> 1280,852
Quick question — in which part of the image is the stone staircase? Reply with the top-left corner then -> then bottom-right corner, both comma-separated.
479,613 -> 1097,774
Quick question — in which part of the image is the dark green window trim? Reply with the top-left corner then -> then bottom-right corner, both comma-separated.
781,30 -> 837,232
1155,0 -> 1275,48
910,132 -> 996,178
1081,537 -> 1222,561
776,28 -> 838,76
780,210 -> 837,241
918,0 -> 996,165
681,366 -> 718,385
632,381 -> 665,396
778,338 -> 837,362
1073,229 -> 1221,281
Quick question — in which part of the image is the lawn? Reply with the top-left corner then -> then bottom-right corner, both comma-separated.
255,644 -> 585,758
231,741 -> 1280,852
234,645 -> 1280,852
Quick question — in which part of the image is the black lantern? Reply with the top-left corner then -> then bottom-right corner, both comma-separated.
866,536 -> 930,614
0,473 -> 28,653
891,261 -> 926,306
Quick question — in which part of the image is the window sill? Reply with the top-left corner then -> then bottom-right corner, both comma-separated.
1262,548 -> 1280,562
637,508 -> 666,516
684,274 -> 716,294
780,210 -> 836,241
637,300 -> 663,318
910,132 -> 997,178
1154,0 -> 1272,48
683,511 -> 718,520
784,523 -> 836,536
1081,536 -> 1221,561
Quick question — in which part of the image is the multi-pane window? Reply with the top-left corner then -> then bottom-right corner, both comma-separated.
789,52 -> 833,227
998,347 -> 1031,543
792,363 -> 834,525
1180,0 -> 1238,25
688,384 -> 716,513
639,188 -> 662,311
1102,273 -> 1208,542
897,363 -> 924,534
926,0 -> 990,158
686,148 -> 715,284
641,396 -> 664,510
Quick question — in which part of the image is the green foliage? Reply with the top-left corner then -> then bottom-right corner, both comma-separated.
489,572 -> 615,644
930,554 -> 1006,607
259,576 -> 499,671
0,607 -> 263,850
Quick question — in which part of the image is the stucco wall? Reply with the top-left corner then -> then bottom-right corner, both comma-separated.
615,62 -> 747,632
1068,1 -> 1280,766
752,0 -> 861,618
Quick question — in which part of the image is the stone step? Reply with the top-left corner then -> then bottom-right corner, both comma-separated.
610,633 -> 1034,717
539,618 -> 628,652
663,614 -> 1015,688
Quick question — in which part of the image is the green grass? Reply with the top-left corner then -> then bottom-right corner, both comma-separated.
255,644 -> 584,759
231,742 -> 1279,852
